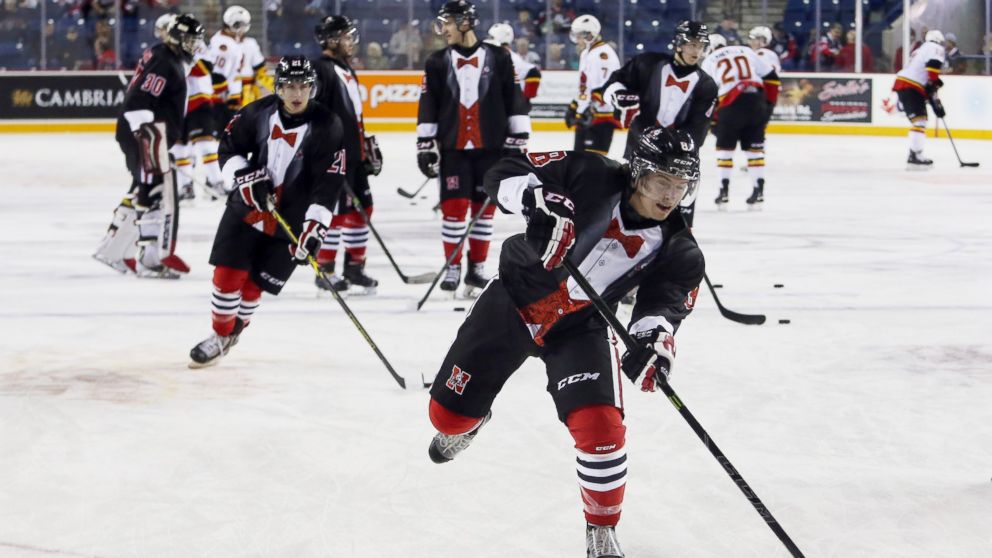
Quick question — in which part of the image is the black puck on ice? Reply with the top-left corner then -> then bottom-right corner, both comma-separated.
454,307 -> 466,312
420,195 -> 428,200
774,283 -> 785,288
778,319 -> 791,324
713,283 -> 723,289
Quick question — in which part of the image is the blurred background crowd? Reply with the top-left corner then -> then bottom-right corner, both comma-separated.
2,0 -> 990,74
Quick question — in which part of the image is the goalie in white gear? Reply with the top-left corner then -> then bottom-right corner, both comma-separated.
565,14 -> 620,154
892,29 -> 948,169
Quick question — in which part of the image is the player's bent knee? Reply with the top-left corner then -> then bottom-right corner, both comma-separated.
429,399 -> 484,435
213,266 -> 249,293
566,405 -> 626,453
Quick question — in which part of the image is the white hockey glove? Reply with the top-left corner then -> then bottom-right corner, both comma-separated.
521,186 -> 576,270
621,329 -> 675,392
416,137 -> 440,178
234,167 -> 275,212
605,87 -> 640,129
290,219 -> 327,265
363,134 -> 383,176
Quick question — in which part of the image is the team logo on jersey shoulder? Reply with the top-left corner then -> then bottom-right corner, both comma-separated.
684,286 -> 699,310
599,52 -> 609,60
220,44 -> 228,51
446,365 -> 472,395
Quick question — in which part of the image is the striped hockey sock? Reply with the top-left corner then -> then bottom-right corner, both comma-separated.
716,149 -> 734,182
441,198 -> 470,263
568,405 -> 628,526
467,200 -> 496,264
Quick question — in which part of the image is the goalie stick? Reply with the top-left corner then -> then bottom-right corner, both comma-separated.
562,259 -> 806,558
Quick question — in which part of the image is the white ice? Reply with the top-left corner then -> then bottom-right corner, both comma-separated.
0,131 -> 990,558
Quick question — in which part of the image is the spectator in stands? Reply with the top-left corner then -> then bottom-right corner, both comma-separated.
388,20 -> 423,70
55,24 -> 91,70
715,16 -> 742,46
512,9 -> 539,42
515,37 -> 541,67
809,22 -> 842,70
364,41 -> 390,70
892,28 -> 920,73
769,22 -> 797,70
304,0 -> 332,16
423,29 -> 446,57
546,41 -> 567,70
93,17 -> 115,69
538,0 -> 574,40
943,32 -> 966,74
836,28 -> 873,72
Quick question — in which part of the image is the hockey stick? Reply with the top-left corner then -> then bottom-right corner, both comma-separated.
416,199 -> 492,311
938,118 -> 980,168
703,273 -> 766,325
270,207 -> 408,390
397,177 -> 432,199
561,259 -> 806,558
340,182 -> 436,284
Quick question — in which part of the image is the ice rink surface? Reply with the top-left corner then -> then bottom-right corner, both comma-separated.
0,130 -> 990,558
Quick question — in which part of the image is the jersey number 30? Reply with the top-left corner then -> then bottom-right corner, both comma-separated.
716,56 -> 752,85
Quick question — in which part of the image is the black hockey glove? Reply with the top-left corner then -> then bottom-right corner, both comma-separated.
363,134 -> 383,176
929,97 -> 946,118
290,219 -> 327,265
609,90 -> 641,129
134,122 -> 167,175
621,328 -> 676,392
416,137 -> 440,178
925,78 -> 944,97
503,132 -> 529,157
564,101 -> 591,128
521,186 -> 576,270
234,166 -> 275,212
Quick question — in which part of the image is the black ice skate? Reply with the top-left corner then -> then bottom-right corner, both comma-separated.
714,179 -> 730,209
439,263 -> 461,292
429,410 -> 492,464
746,178 -> 765,209
203,179 -> 228,201
189,319 -> 243,369
463,262 -> 489,298
315,263 -> 349,293
343,254 -> 378,295
907,150 -> 933,170
586,524 -> 624,558
178,182 -> 196,204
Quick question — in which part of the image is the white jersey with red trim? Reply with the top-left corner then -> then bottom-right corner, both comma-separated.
756,47 -> 782,74
575,41 -> 620,115
896,41 -> 945,87
700,45 -> 776,99
238,37 -> 266,81
208,31 -> 245,101
509,50 -> 541,99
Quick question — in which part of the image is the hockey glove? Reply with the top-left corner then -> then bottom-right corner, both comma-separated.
621,329 -> 676,392
363,134 -> 383,176
925,78 -> 944,97
521,186 -> 576,270
564,101 -> 582,128
290,219 -> 327,265
416,137 -> 440,178
609,91 -> 641,129
135,122 -> 167,175
929,97 -> 946,118
234,166 -> 275,212
502,132 -> 529,157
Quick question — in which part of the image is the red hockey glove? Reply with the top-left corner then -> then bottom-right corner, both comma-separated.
234,167 -> 275,212
416,137 -> 440,178
290,219 -> 327,265
363,134 -> 383,176
522,186 -> 576,270
621,329 -> 675,392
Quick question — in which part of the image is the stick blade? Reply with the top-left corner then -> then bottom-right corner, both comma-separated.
961,162 -> 980,167
404,272 -> 438,284
721,309 -> 767,325
397,187 -> 417,198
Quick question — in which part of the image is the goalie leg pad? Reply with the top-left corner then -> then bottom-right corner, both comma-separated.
93,201 -> 139,271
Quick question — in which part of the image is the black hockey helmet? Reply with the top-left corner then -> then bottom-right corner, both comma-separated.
166,13 -> 204,62
673,20 -> 710,48
629,127 -> 700,202
275,55 -> 316,88
434,0 -> 478,35
315,15 -> 360,49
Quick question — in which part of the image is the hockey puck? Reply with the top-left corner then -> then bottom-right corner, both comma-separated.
774,283 -> 785,288
410,202 -> 417,206
778,319 -> 791,324
454,307 -> 466,312
420,195 -> 428,200
713,283 -> 723,289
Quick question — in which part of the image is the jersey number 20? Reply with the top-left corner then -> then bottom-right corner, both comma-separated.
716,56 -> 752,84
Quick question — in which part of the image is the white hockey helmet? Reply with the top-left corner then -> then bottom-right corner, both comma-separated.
154,13 -> 177,40
748,26 -> 772,47
707,33 -> 727,54
487,23 -> 514,46
925,29 -> 945,45
223,5 -> 251,35
569,14 -> 602,44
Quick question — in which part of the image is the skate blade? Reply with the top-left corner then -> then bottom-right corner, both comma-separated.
316,288 -> 349,298
716,203 -> 729,212
135,270 -> 183,280
746,202 -> 764,211
906,164 -> 932,171
462,285 -> 481,299
188,356 -> 222,369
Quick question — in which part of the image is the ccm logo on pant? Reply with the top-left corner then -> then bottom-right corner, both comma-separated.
557,372 -> 601,390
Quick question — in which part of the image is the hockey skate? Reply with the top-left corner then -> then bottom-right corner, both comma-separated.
463,262 -> 489,298
315,263 -> 349,294
586,524 -> 624,558
428,410 -> 492,464
202,179 -> 228,202
714,180 -> 730,210
189,319 -> 243,368
907,150 -> 933,170
343,254 -> 378,295
178,183 -> 196,204
439,263 -> 462,293
746,179 -> 764,210
135,248 -> 190,279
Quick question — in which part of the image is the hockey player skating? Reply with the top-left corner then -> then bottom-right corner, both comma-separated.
426,127 -> 704,558
189,56 -> 346,367
485,23 -> 542,110
892,30 -> 948,169
312,15 -> 384,295
595,20 -> 717,226
209,6 -> 252,125
748,26 -> 782,73
173,34 -> 226,203
416,0 -> 531,295
92,13 -> 203,278
565,15 -> 620,155
700,33 -> 780,208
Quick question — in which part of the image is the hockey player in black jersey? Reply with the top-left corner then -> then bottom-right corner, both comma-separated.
93,13 -> 203,278
188,56 -> 347,368
312,15 -> 383,294
425,127 -> 704,558
416,0 -> 532,295
594,20 -> 718,226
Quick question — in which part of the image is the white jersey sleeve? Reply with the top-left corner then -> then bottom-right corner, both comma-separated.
575,41 -> 621,114
208,32 -> 244,100
896,41 -> 945,87
756,48 -> 782,74
239,37 -> 265,78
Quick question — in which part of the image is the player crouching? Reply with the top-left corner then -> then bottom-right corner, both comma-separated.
189,56 -> 347,368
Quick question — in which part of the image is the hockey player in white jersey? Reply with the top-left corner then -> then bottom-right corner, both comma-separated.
486,23 -> 542,110
238,32 -> 274,106
701,34 -> 779,208
565,15 -> 620,154
209,6 -> 251,122
748,26 -> 781,73
892,30 -> 948,169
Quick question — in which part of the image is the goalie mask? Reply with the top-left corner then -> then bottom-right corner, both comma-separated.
166,14 -> 205,63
